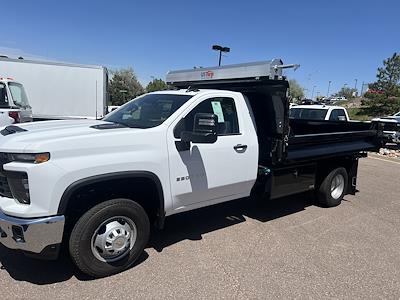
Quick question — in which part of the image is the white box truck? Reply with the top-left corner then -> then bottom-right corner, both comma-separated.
0,57 -> 108,120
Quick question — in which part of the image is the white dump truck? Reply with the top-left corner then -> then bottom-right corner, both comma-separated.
0,59 -> 383,278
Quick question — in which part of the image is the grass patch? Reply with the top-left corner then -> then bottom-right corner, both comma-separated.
347,107 -> 374,121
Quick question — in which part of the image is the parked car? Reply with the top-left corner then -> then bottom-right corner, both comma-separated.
0,59 -> 383,278
289,105 -> 350,121
0,77 -> 32,126
372,113 -> 400,144
393,131 -> 400,144
330,96 -> 347,101
299,99 -> 319,105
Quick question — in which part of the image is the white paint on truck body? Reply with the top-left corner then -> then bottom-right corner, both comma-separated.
0,57 -> 108,120
0,90 -> 259,218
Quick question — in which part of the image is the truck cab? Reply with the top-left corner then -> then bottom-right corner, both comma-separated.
289,105 -> 349,121
0,78 -> 33,126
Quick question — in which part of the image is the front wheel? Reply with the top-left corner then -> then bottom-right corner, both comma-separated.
69,198 -> 150,278
316,167 -> 348,207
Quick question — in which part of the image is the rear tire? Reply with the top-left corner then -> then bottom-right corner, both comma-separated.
69,198 -> 150,278
316,167 -> 348,207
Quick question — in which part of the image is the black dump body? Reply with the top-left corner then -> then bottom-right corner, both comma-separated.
171,77 -> 383,167
286,119 -> 382,163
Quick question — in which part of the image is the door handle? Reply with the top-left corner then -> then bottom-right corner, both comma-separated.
233,144 -> 248,152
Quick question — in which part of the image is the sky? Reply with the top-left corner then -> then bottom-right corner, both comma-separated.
1,0 -> 399,97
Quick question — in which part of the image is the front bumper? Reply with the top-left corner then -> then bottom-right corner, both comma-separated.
382,131 -> 400,143
0,208 -> 65,254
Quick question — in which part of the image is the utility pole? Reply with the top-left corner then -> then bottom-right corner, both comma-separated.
327,80 -> 332,97
212,45 -> 230,66
311,85 -> 316,99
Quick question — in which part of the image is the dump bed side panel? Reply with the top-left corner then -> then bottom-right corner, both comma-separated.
286,119 -> 382,163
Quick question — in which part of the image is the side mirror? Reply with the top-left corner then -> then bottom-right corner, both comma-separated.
181,113 -> 218,144
338,116 -> 346,121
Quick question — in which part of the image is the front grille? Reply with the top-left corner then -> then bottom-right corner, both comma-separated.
382,122 -> 400,132
0,153 -> 11,172
0,174 -> 12,198
0,153 -> 13,198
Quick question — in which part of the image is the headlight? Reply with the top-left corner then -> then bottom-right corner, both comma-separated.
7,172 -> 30,204
9,152 -> 50,164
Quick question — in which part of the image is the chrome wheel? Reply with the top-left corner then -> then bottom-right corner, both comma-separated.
330,174 -> 345,200
91,216 -> 137,263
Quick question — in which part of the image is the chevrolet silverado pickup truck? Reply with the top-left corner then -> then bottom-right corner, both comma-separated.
290,105 -> 350,121
0,60 -> 382,277
372,113 -> 400,144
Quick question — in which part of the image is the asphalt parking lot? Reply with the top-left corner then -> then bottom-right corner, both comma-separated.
0,156 -> 399,299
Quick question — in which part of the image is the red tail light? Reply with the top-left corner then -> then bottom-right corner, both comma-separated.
9,111 -> 21,123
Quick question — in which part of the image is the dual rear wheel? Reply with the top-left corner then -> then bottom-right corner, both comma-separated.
316,167 -> 348,207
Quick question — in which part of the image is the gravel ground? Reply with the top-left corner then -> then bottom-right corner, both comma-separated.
0,156 -> 399,300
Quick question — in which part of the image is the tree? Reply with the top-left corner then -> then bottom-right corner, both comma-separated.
146,78 -> 169,92
335,86 -> 357,99
362,53 -> 400,116
109,68 -> 144,106
362,92 -> 400,116
288,79 -> 305,100
368,52 -> 400,97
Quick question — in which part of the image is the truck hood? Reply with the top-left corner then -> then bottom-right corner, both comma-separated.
372,116 -> 400,123
0,119 -> 136,152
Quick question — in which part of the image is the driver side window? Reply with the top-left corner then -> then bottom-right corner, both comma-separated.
174,97 -> 240,138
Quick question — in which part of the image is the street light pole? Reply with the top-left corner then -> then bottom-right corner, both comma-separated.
212,45 -> 230,66
327,80 -> 332,97
354,79 -> 358,96
360,81 -> 365,96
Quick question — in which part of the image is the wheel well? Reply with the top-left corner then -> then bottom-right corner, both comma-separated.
60,174 -> 164,231
316,157 -> 357,190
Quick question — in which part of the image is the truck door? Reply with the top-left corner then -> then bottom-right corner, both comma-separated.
167,94 -> 258,210
7,82 -> 33,122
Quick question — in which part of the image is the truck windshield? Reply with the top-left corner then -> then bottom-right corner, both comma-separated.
104,93 -> 193,128
8,82 -> 30,108
0,83 -> 9,108
290,108 -> 327,120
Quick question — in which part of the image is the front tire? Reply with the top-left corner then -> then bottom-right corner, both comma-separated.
316,167 -> 348,207
69,198 -> 150,278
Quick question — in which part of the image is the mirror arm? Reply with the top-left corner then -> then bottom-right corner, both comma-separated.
175,140 -> 191,152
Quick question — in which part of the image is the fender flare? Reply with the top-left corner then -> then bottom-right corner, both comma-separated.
57,171 -> 165,228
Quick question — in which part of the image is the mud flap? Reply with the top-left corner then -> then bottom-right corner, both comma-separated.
347,158 -> 360,195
